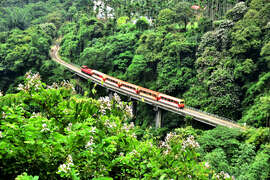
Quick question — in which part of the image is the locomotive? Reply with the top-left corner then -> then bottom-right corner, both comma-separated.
81,65 -> 185,108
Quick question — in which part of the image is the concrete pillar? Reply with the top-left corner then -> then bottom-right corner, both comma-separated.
75,84 -> 84,95
106,89 -> 113,100
131,100 -> 137,118
154,107 -> 162,129
109,92 -> 113,100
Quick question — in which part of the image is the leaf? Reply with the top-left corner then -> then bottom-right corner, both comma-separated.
92,177 -> 113,180
24,140 -> 35,144
159,174 -> 167,180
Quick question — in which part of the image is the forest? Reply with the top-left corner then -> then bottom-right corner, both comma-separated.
0,0 -> 269,179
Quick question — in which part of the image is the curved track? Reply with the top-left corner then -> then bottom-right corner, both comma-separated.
50,44 -> 244,129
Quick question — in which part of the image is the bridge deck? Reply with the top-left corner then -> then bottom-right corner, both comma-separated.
50,45 -> 244,130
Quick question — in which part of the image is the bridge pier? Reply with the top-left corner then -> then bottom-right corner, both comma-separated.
128,96 -> 137,118
106,89 -> 114,100
154,107 -> 162,129
131,100 -> 137,118
75,84 -> 84,95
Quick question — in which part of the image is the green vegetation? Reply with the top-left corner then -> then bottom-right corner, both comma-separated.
0,0 -> 269,179
1,72 -> 218,179
1,72 -> 269,179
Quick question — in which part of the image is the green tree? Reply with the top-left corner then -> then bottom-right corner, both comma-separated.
157,9 -> 176,27
173,2 -> 194,31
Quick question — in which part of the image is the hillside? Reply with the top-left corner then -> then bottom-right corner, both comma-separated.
0,72 -> 219,179
0,0 -> 269,179
0,72 -> 269,179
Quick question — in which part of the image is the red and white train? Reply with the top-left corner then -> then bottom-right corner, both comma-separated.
81,65 -> 185,108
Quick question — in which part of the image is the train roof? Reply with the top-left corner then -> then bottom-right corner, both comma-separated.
139,86 -> 159,95
105,75 -> 121,81
121,80 -> 139,88
92,70 -> 106,76
106,75 -> 138,88
159,93 -> 184,102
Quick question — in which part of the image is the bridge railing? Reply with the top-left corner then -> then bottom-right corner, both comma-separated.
52,44 -> 245,128
185,105 -> 237,123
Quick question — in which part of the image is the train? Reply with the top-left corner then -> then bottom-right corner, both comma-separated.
81,65 -> 185,108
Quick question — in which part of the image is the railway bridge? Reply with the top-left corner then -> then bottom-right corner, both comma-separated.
50,44 -> 244,130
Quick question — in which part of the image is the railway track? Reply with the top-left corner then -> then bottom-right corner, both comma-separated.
50,44 -> 244,130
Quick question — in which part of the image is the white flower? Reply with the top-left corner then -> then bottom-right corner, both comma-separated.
159,132 -> 177,155
67,155 -> 74,166
17,83 -> 24,91
30,112 -> 39,118
113,93 -> 121,103
67,123 -> 72,131
85,140 -> 94,148
105,120 -> 117,129
47,82 -> 59,89
0,91 -> 3,96
58,155 -> 74,174
122,122 -> 135,132
165,132 -> 176,142
0,131 -> 3,138
60,80 -> 76,93
205,162 -> 210,168
130,149 -> 138,155
160,141 -> 166,148
125,105 -> 133,118
131,133 -> 137,138
89,127 -> 97,133
224,173 -> 230,179
41,123 -> 50,132
98,96 -> 113,114
58,164 -> 68,173
182,135 -> 200,151
214,171 -> 232,180
85,136 -> 95,152
2,112 -> 6,119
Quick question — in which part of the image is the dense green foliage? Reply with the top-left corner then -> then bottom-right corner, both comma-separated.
0,0 -> 270,179
198,126 -> 270,179
1,72 -> 221,179
1,73 -> 269,179
0,0 -> 70,92
57,0 -> 269,127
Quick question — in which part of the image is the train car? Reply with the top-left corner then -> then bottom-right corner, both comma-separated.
81,65 -> 185,108
81,65 -> 93,75
91,70 -> 107,82
106,75 -> 122,87
158,93 -> 185,108
81,66 -> 122,87
120,81 -> 140,94
138,87 -> 159,101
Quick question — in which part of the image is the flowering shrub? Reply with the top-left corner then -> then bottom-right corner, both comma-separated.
15,172 -> 39,180
0,72 -> 232,179
17,71 -> 44,92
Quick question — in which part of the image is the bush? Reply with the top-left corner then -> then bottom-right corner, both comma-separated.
0,72 -> 221,179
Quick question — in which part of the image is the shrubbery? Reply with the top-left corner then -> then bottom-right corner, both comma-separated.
0,72 -> 231,179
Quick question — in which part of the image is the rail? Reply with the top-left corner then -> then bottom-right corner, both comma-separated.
50,44 -> 244,130
185,106 -> 237,124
